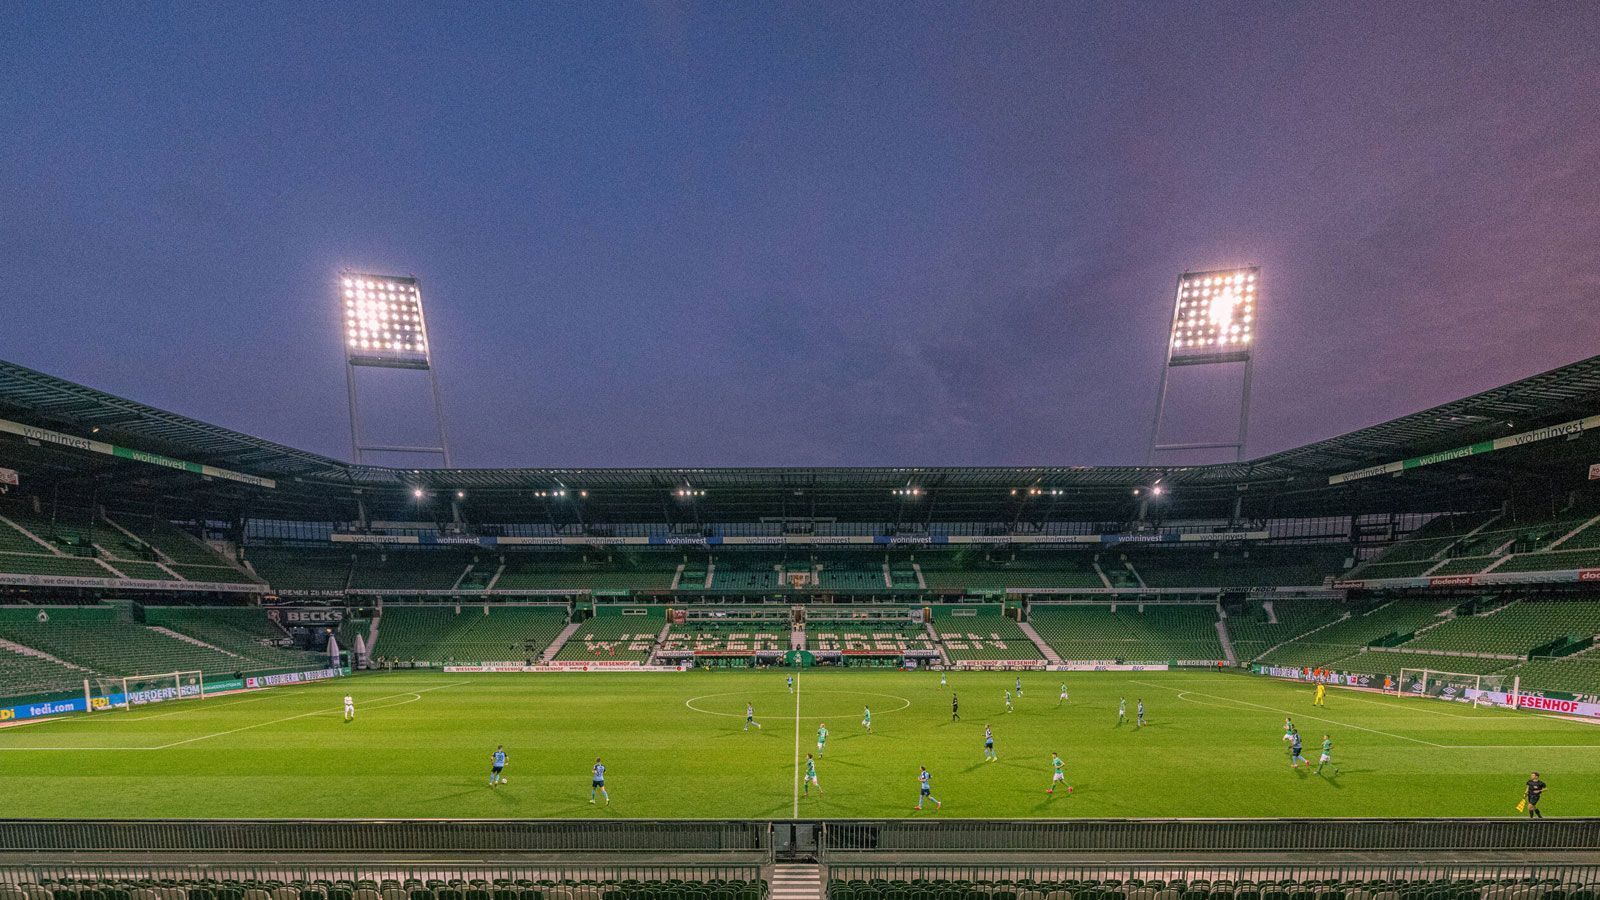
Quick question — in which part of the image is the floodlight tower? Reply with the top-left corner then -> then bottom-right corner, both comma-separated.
339,271 -> 452,467
1147,267 -> 1260,464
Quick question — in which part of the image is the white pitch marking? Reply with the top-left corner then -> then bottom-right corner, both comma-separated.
0,682 -> 466,752
792,675 -> 802,819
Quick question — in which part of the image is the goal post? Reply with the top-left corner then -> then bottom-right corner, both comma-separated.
97,670 -> 205,710
1397,668 -> 1515,708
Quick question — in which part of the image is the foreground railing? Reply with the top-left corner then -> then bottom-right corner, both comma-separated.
817,818 -> 1600,854
2,818 -> 1598,857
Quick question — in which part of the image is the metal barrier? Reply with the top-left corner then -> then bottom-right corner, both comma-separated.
818,818 -> 1600,854
828,862 -> 1600,890
0,862 -> 762,887
0,820 -> 768,854
2,818 -> 1599,857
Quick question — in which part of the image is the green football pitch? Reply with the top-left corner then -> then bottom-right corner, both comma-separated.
3,669 -> 1597,819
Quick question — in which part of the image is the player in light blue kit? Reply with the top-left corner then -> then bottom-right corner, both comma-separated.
745,703 -> 761,731
1136,699 -> 1146,728
489,745 -> 508,786
915,766 -> 941,811
983,724 -> 997,761
787,676 -> 794,694
590,757 -> 610,804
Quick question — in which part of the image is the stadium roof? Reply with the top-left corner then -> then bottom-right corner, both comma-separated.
3,354 -> 1600,524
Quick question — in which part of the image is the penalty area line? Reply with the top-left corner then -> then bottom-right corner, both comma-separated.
1131,679 -> 1449,748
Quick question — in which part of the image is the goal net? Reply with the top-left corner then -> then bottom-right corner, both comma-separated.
1398,668 -> 1510,707
97,670 -> 205,710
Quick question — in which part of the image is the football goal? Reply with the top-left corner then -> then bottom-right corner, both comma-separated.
1398,668 -> 1518,708
97,670 -> 205,710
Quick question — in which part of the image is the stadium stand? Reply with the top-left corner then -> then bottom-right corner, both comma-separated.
1122,545 -> 1347,588
933,605 -> 1046,661
349,551 -> 470,591
142,606 -> 324,670
0,640 -> 89,699
816,554 -> 888,590
1396,599 -> 1600,656
1224,599 -> 1346,662
0,605 -> 243,680
1512,649 -> 1600,695
370,605 -> 569,663
246,547 -> 353,593
110,517 -> 247,568
1029,603 -> 1225,662
0,551 -> 115,578
708,554 -> 783,591
659,622 -> 788,654
494,552 -> 676,592
1493,546 -> 1600,573
1337,649 -> 1516,676
1259,598 -> 1458,668
807,625 -> 937,655
551,607 -> 663,662
954,548 -> 1104,590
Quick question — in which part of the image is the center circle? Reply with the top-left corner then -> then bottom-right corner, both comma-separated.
684,689 -> 912,720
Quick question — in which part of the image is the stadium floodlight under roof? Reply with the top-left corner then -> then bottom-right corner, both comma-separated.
339,270 -> 452,468
1148,266 -> 1261,465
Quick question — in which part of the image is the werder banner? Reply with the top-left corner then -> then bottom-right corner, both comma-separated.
0,417 -> 274,488
1331,413 -> 1600,485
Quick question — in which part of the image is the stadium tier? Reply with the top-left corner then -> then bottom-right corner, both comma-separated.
932,605 -> 1046,661
659,622 -> 789,654
0,640 -> 90,698
551,607 -> 664,662
806,625 -> 937,655
349,551 -> 471,591
246,547 -> 354,594
1328,648 -> 1516,676
1398,599 -> 1600,657
0,605 -> 244,685
1029,603 -> 1224,662
1511,650 -> 1600,695
370,605 -> 569,664
1224,599 -> 1345,662
707,554 -> 783,591
494,552 -> 677,592
944,548 -> 1104,590
141,606 -> 324,670
1258,598 -> 1458,668
1122,545 -> 1348,588
815,553 -> 889,590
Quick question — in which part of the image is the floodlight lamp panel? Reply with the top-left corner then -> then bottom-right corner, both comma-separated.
1167,266 -> 1259,364
340,270 -> 435,369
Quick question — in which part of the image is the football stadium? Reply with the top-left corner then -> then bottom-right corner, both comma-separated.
7,5 -> 1600,900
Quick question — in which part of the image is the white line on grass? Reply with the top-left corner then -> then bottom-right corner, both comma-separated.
1132,679 -> 1450,747
1140,679 -> 1600,751
156,682 -> 466,749
0,681 -> 467,752
792,675 -> 801,819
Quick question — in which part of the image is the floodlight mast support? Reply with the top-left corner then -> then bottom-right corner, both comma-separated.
1146,267 -> 1260,465
339,271 -> 453,468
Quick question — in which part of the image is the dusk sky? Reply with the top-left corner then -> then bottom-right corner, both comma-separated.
4,4 -> 1599,469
